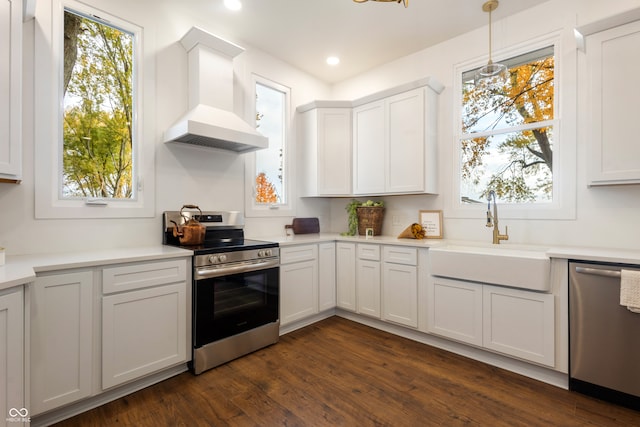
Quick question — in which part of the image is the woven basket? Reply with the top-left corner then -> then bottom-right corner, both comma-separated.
356,206 -> 385,236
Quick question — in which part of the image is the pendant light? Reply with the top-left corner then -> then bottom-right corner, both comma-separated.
474,0 -> 508,86
353,0 -> 409,8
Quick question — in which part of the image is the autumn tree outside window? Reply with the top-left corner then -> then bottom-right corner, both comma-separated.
460,46 -> 555,204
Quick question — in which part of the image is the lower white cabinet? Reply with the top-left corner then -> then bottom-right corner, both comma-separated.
427,276 -> 555,367
356,244 -> 381,318
30,270 -> 95,415
0,287 -> 24,426
382,246 -> 418,328
102,283 -> 187,389
280,245 -> 319,326
427,276 -> 483,346
482,285 -> 554,366
318,242 -> 337,311
336,242 -> 356,311
30,257 -> 190,415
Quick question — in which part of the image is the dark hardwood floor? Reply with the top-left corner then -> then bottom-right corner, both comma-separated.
55,317 -> 640,426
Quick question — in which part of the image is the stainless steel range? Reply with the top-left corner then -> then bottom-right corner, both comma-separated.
163,209 -> 279,375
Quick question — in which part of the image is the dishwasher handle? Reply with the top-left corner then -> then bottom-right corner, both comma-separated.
575,266 -> 621,278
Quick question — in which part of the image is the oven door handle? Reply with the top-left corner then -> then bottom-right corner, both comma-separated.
195,258 -> 279,280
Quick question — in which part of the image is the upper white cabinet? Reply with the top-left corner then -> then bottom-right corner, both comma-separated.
297,77 -> 442,197
0,0 -> 22,182
579,13 -> 640,185
353,80 -> 442,195
298,104 -> 352,196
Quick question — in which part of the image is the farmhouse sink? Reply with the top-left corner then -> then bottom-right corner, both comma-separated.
429,242 -> 551,291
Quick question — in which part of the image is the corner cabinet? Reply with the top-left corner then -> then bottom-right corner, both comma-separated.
336,242 -> 357,311
30,257 -> 190,416
297,103 -> 353,196
0,0 -> 22,182
579,13 -> 640,185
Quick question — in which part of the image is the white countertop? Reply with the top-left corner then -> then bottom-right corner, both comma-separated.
0,246 -> 193,292
267,233 -> 640,264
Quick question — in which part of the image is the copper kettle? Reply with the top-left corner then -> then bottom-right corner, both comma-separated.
170,205 -> 206,246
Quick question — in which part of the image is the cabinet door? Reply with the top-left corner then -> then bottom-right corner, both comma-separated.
386,89 -> 425,193
280,260 -> 319,325
427,276 -> 483,346
483,285 -> 555,367
318,242 -> 337,311
382,263 -> 418,328
356,259 -> 381,318
0,0 -> 22,181
353,101 -> 385,194
318,109 -> 352,195
31,271 -> 95,415
0,287 -> 24,423
587,19 -> 640,185
336,242 -> 357,311
102,282 -> 187,389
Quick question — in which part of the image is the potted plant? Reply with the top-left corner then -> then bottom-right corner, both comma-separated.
342,199 -> 385,236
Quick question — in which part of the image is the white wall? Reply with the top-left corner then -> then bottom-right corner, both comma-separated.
329,0 -> 640,250
2,0 -> 640,255
0,0 -> 331,255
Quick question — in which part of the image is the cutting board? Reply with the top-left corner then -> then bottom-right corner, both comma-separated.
287,217 -> 320,234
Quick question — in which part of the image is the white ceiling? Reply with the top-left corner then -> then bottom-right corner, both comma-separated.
187,0 -> 550,84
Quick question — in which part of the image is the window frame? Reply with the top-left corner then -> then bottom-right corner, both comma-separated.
35,0 -> 155,219
244,74 -> 295,218
448,31 -> 576,220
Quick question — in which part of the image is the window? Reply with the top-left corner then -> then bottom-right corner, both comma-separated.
460,46 -> 555,204
451,33 -> 576,220
62,9 -> 134,200
35,0 -> 154,218
245,75 -> 293,217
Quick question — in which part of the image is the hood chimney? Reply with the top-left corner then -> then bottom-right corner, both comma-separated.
164,27 -> 268,153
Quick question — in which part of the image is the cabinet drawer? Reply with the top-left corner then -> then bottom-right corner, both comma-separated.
383,246 -> 417,265
280,244 -> 318,264
357,244 -> 380,261
103,259 -> 187,294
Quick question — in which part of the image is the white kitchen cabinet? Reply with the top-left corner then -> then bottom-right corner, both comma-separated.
582,18 -> 640,185
280,245 -> 319,326
30,270 -> 96,415
0,287 -> 24,426
483,285 -> 555,367
353,100 -> 386,194
318,242 -> 337,311
352,82 -> 440,195
298,105 -> 352,196
336,242 -> 357,311
382,246 -> 418,328
0,0 -> 22,182
102,259 -> 188,389
427,275 -> 555,367
356,244 -> 381,318
427,276 -> 483,346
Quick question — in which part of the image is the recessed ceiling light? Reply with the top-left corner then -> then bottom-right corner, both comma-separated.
326,56 -> 340,66
224,0 -> 242,11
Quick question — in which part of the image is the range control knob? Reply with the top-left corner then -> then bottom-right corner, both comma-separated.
218,254 -> 227,263
208,255 -> 218,264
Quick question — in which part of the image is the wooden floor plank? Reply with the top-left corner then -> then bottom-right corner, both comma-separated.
53,317 -> 640,427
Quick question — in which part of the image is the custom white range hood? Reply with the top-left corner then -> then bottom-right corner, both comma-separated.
164,27 -> 268,153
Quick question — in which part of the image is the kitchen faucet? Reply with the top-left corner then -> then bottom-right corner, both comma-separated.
486,190 -> 509,244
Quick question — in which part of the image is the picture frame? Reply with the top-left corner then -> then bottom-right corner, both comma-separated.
419,210 -> 443,239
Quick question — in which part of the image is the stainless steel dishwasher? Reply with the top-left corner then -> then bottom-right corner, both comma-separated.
569,261 -> 640,411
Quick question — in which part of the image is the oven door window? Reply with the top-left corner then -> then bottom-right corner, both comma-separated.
194,267 -> 279,347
